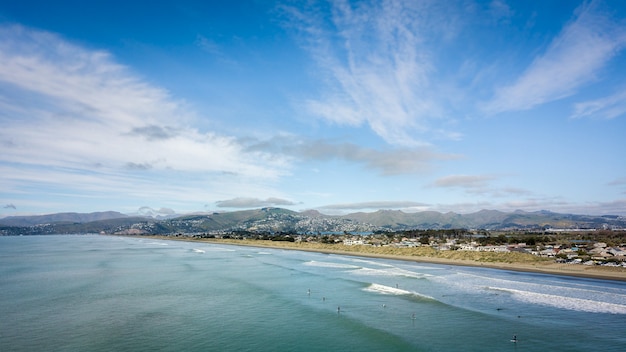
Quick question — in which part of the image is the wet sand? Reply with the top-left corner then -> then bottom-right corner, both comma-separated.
136,236 -> 626,282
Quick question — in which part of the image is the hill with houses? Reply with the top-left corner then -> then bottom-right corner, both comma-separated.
1,208 -> 625,236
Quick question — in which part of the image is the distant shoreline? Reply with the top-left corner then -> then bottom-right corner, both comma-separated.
126,235 -> 626,282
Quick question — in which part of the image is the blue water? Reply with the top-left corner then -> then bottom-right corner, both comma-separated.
1,235 -> 625,351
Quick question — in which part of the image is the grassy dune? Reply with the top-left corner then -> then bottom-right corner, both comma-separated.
136,236 -> 626,281
201,239 -> 547,263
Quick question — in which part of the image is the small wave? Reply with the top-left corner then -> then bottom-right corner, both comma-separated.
487,286 -> 626,314
353,267 -> 431,279
192,248 -> 205,254
303,260 -> 361,269
364,283 -> 411,295
363,283 -> 435,300
145,242 -> 169,246
347,258 -> 395,268
204,246 -> 236,252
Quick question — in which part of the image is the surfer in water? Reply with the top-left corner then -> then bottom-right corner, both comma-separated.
511,335 -> 518,343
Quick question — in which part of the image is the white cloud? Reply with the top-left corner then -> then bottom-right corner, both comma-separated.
571,88 -> 626,119
285,0 -> 460,146
488,0 -> 513,22
433,174 -> 496,189
0,25 -> 289,179
432,174 -> 532,198
317,200 -> 428,211
499,198 -> 626,216
0,25 -> 294,212
427,197 -> 626,216
484,1 -> 626,114
215,197 -> 298,208
195,34 -> 223,57
608,177 -> 626,186
243,135 -> 460,175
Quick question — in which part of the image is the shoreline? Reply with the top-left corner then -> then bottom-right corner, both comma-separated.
133,235 -> 626,282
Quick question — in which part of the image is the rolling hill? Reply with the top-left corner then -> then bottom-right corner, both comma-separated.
1,208 -> 624,235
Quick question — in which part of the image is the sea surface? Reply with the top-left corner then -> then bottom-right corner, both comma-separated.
1,235 -> 625,352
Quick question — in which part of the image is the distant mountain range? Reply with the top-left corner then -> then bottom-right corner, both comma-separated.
1,208 -> 625,235
339,209 -> 624,230
0,211 -> 128,227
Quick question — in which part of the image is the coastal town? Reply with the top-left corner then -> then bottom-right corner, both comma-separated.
2,208 -> 625,269
339,234 -> 626,268
172,228 -> 626,269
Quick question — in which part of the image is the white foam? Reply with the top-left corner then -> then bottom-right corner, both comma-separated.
192,248 -> 205,253
204,246 -> 236,252
364,283 -> 411,295
303,260 -> 361,269
353,267 -> 431,279
488,286 -> 626,315
363,283 -> 435,300
447,271 -> 626,306
347,258 -> 395,268
145,242 -> 169,246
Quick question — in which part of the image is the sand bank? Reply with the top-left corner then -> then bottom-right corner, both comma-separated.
137,236 -> 626,282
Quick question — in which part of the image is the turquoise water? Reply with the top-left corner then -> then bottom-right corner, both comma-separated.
1,235 -> 625,351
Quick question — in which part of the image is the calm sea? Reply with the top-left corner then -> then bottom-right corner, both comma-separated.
1,235 -> 625,351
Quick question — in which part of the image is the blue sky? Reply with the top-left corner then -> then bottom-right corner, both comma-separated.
1,0 -> 625,217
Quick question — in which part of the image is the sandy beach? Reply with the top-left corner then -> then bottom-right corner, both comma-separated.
135,236 -> 626,282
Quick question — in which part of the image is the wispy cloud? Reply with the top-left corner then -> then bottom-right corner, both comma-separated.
432,174 -> 530,198
0,25 -> 289,207
195,34 -> 224,57
243,135 -> 460,175
195,34 -> 237,65
433,174 -> 495,188
127,125 -> 180,141
500,197 -> 626,216
317,200 -> 428,211
571,87 -> 626,119
608,177 -> 626,186
215,197 -> 298,208
484,1 -> 626,114
488,0 -> 513,23
427,197 -> 626,216
0,24 -> 289,176
283,0 -> 461,146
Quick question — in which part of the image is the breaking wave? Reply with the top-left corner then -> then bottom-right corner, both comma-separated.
353,267 -> 431,279
363,283 -> 435,300
487,287 -> 626,314
303,260 -> 361,269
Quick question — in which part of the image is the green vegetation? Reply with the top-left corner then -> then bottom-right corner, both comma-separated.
170,228 -> 625,267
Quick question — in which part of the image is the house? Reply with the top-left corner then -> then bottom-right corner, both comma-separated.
479,245 -> 509,253
343,238 -> 364,246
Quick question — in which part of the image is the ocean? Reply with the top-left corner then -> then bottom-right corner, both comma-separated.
1,235 -> 625,351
